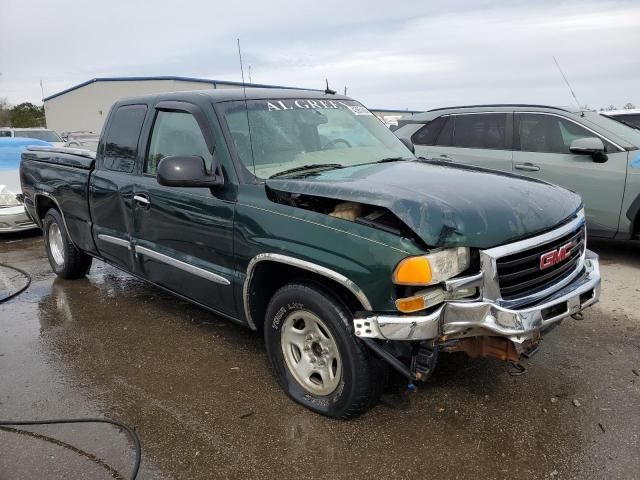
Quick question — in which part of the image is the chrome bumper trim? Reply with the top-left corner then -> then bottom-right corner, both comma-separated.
355,250 -> 600,342
0,205 -> 38,232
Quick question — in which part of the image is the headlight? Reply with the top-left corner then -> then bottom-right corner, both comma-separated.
393,247 -> 470,286
0,188 -> 20,207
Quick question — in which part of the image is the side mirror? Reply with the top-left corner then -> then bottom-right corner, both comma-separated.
157,155 -> 223,187
399,136 -> 415,154
569,137 -> 608,163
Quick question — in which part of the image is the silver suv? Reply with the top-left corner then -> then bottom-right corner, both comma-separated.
395,105 -> 640,240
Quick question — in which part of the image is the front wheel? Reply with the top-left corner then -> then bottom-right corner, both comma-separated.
43,209 -> 92,279
264,282 -> 384,419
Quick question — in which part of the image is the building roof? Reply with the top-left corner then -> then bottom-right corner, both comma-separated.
42,76 -> 322,102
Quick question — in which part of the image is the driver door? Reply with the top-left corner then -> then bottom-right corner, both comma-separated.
512,113 -> 627,237
132,102 -> 236,316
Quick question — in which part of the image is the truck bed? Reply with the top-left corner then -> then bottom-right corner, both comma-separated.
20,146 -> 98,254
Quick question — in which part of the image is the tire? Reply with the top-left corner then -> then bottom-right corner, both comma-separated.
43,208 -> 92,279
264,282 -> 384,419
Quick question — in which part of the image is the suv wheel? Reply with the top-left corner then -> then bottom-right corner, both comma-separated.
43,209 -> 92,279
264,282 -> 384,419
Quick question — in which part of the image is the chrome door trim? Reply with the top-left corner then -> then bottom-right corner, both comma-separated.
243,253 -> 372,330
135,245 -> 231,286
97,234 -> 131,249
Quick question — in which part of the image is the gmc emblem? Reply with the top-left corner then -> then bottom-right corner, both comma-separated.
539,241 -> 575,270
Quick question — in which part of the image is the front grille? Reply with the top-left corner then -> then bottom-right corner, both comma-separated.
496,225 -> 585,300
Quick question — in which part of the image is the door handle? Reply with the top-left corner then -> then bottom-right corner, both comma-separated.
134,194 -> 151,207
514,163 -> 540,172
439,154 -> 449,158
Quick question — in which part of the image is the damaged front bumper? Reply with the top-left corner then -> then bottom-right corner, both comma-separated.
354,251 -> 600,350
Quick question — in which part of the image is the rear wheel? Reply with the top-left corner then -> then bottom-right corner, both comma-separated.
43,209 -> 92,279
264,282 -> 384,419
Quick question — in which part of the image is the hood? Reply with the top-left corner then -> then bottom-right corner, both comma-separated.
266,160 -> 582,249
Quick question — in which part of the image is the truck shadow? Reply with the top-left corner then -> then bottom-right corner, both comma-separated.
588,237 -> 640,267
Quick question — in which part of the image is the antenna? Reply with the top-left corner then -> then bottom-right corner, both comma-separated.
324,79 -> 336,95
237,38 -> 256,176
553,56 -> 581,110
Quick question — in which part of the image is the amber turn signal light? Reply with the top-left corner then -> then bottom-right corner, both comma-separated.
392,256 -> 432,286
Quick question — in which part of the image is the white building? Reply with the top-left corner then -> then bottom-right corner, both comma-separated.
43,76 -> 318,134
43,76 -> 422,133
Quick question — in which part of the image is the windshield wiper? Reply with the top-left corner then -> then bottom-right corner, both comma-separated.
375,156 -> 412,163
270,163 -> 344,179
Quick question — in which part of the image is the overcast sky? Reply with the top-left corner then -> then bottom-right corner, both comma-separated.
1,0 -> 638,110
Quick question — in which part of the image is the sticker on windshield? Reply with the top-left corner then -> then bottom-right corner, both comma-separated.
344,104 -> 373,116
264,99 -> 373,116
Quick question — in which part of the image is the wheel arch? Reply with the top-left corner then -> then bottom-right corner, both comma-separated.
35,193 -> 78,248
243,253 -> 372,333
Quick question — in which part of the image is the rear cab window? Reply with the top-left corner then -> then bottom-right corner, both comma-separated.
102,105 -> 148,173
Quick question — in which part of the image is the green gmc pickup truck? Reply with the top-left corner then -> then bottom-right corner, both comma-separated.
20,89 -> 601,418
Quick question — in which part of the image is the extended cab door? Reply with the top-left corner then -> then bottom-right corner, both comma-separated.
512,112 -> 627,237
90,104 -> 148,272
132,102 -> 237,316
413,113 -> 513,172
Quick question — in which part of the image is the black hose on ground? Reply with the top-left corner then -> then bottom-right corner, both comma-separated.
0,418 -> 142,480
0,261 -> 32,303
0,262 -> 142,479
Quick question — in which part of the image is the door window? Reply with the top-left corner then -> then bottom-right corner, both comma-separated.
519,113 -> 616,154
412,116 -> 446,145
452,114 -> 507,149
103,105 -> 147,173
145,110 -> 213,175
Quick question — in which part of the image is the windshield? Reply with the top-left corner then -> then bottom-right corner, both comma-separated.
222,98 -> 413,179
14,130 -> 63,142
580,112 -> 640,148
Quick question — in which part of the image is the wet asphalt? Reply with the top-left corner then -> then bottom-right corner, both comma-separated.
0,233 -> 638,480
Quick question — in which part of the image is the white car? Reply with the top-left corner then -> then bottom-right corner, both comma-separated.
0,137 -> 52,233
601,109 -> 640,130
0,127 -> 66,147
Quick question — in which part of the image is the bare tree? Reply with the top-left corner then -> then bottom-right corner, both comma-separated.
606,105 -> 617,111
623,102 -> 636,110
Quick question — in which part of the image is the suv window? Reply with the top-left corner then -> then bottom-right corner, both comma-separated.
145,110 -> 213,175
411,116 -> 455,146
0,131 -> 11,138
452,113 -> 507,149
103,105 -> 147,173
519,113 -> 615,154
412,117 -> 445,145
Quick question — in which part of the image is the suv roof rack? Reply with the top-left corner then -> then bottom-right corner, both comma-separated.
427,104 -> 572,113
